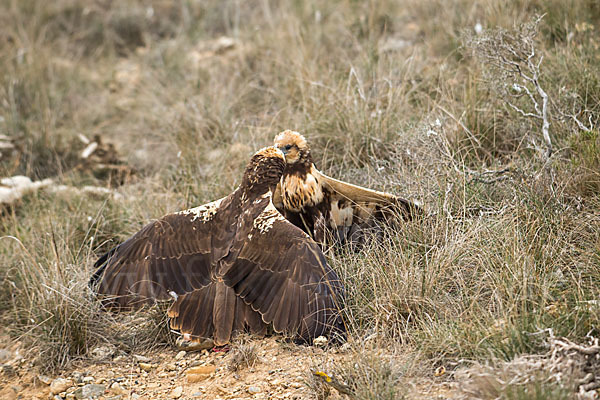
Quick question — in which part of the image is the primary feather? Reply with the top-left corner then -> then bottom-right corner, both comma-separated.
90,146 -> 345,345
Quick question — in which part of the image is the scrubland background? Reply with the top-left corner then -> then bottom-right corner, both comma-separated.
1,0 -> 599,398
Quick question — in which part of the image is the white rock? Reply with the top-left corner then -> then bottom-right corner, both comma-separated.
248,386 -> 261,394
171,386 -> 184,398
133,354 -> 151,363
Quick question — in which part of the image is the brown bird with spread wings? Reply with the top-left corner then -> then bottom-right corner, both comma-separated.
90,146 -> 345,345
273,130 -> 421,247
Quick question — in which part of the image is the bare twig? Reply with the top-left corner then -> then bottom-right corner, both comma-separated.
466,16 -> 553,159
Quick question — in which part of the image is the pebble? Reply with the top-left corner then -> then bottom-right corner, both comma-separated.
38,375 -> 52,385
165,363 -> 177,371
82,376 -> 94,384
1,364 -> 16,376
187,373 -> 209,383
73,384 -> 107,399
110,382 -> 128,395
90,345 -> 114,360
175,351 -> 186,360
171,386 -> 184,398
133,354 -> 151,363
138,362 -> 154,372
50,378 -> 72,395
248,386 -> 261,394
187,365 -> 216,375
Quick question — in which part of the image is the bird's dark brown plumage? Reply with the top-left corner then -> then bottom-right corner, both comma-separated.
273,130 -> 422,247
90,146 -> 345,345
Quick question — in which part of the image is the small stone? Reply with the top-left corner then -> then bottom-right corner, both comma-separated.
133,354 -> 151,363
138,363 -> 154,372
187,373 -> 209,383
110,382 -> 127,395
171,386 -> 184,399
215,384 -> 230,395
313,336 -> 328,347
187,365 -> 216,375
1,364 -> 16,376
72,372 -> 84,383
73,384 -> 106,399
290,382 -> 302,389
175,351 -> 186,360
38,375 -> 52,385
90,345 -> 114,361
50,378 -> 72,395
165,363 -> 177,371
248,386 -> 261,394
131,394 -> 141,400
186,364 -> 216,383
66,394 -> 75,400
82,376 -> 94,384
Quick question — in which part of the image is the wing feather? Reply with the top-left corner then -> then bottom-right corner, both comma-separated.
224,214 -> 346,342
91,197 -> 226,308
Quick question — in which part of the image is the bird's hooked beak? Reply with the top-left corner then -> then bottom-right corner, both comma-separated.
275,147 -> 286,158
277,146 -> 288,155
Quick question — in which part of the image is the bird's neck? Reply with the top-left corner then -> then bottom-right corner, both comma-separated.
284,156 -> 313,179
238,181 -> 277,204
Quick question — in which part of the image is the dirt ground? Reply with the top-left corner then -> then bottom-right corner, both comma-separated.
0,333 -> 458,400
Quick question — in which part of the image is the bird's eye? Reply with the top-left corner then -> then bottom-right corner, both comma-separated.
284,144 -> 292,150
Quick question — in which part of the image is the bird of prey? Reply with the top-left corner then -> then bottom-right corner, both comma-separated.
273,130 -> 421,247
90,146 -> 345,346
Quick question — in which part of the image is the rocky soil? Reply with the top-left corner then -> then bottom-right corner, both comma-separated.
0,333 -> 457,400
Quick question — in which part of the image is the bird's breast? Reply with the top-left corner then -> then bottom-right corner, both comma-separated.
281,172 -> 324,212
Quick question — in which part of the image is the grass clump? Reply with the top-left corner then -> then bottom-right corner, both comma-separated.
308,346 -> 406,400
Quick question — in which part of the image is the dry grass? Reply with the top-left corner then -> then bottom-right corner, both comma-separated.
0,1 -> 599,396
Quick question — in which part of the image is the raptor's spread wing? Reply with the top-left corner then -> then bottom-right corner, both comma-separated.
168,203 -> 346,345
90,198 -> 226,308
276,169 -> 421,246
